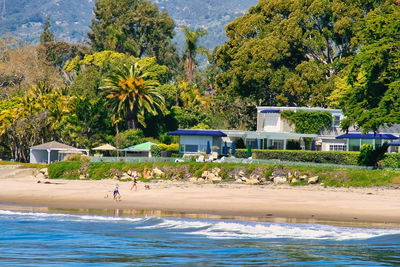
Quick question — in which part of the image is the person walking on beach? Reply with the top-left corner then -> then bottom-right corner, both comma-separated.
130,177 -> 137,191
113,184 -> 121,200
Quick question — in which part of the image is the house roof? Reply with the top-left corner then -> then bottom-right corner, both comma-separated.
168,130 -> 227,137
260,109 -> 280,113
336,133 -> 399,140
378,124 -> 400,134
122,142 -> 157,151
30,141 -> 77,150
389,141 -> 400,146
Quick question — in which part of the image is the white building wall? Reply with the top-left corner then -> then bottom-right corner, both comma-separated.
263,113 -> 281,132
30,149 -> 48,164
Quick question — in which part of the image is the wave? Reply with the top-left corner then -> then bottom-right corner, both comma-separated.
2,209 -> 400,241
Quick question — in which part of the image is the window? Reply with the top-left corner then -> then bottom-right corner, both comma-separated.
361,139 -> 373,146
348,139 -> 360,151
333,115 -> 341,126
271,140 -> 284,150
329,144 -> 347,151
185,145 -> 198,153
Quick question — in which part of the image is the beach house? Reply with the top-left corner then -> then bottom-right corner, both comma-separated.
169,106 -> 399,155
30,141 -> 89,164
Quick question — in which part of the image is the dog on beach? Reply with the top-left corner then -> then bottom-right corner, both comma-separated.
144,185 -> 150,190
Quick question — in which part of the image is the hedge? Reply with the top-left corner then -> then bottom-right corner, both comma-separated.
236,149 -> 359,165
235,149 -> 400,168
381,153 -> 400,168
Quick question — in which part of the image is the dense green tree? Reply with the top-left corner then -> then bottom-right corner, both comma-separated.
57,97 -> 114,148
335,1 -> 400,133
214,0 -> 382,108
182,27 -> 208,82
40,17 -> 55,44
101,63 -> 164,130
88,0 -> 178,68
64,51 -> 169,99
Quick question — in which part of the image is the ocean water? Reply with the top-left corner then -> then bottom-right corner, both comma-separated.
1,209 -> 400,266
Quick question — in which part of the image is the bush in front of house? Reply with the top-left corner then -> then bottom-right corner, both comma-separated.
381,153 -> 400,168
151,144 -> 179,157
235,149 -> 359,165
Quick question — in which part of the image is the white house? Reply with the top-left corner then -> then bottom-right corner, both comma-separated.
30,141 -> 89,164
167,130 -> 227,154
168,107 -> 399,155
256,106 -> 399,152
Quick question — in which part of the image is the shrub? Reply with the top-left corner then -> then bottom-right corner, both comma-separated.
63,154 -> 90,163
49,161 -> 82,179
381,153 -> 400,168
150,145 -> 163,157
357,143 -> 390,167
114,129 -> 144,149
236,149 -> 359,165
151,143 -> 179,157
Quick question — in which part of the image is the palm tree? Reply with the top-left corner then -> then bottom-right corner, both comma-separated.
101,63 -> 164,130
182,27 -> 208,82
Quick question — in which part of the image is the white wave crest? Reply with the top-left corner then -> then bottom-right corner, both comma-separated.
191,222 -> 400,240
0,209 -> 144,223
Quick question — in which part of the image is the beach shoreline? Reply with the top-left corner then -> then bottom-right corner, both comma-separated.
1,168 -> 400,226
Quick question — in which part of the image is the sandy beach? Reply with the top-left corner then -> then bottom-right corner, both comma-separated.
1,166 -> 400,224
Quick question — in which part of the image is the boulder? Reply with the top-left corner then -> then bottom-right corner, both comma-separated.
273,176 -> 287,184
201,171 -> 209,178
36,172 -> 46,179
211,167 -> 221,176
153,168 -> 165,178
206,172 -> 216,181
120,174 -> 131,180
212,176 -> 222,183
272,166 -> 286,178
235,179 -> 243,184
79,175 -> 86,180
131,170 -> 140,178
39,168 -> 49,176
287,171 -> 293,179
294,171 -> 301,178
308,176 -> 319,184
299,175 -> 308,181
246,179 -> 259,185
197,178 -> 205,184
188,177 -> 197,183
143,169 -> 153,179
249,167 -> 264,180
291,178 -> 299,184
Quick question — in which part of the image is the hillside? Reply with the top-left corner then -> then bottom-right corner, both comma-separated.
0,0 -> 258,51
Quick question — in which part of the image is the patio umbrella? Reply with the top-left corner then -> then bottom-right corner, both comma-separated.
223,141 -> 228,155
93,144 -> 116,151
93,144 -> 116,156
246,143 -> 252,158
206,140 -> 211,154
254,138 -> 258,149
231,142 -> 236,155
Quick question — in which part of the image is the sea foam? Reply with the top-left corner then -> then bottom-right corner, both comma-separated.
2,209 -> 400,241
